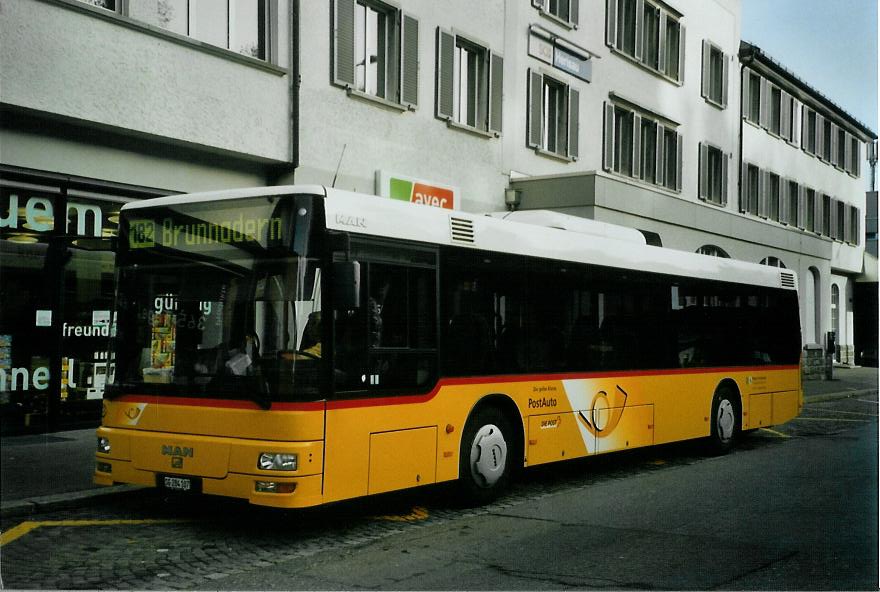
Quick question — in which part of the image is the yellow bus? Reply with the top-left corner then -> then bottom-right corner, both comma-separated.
95,186 -> 802,507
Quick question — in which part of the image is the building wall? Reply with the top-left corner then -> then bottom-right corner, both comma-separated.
1,0 -> 293,167
294,0 -> 507,212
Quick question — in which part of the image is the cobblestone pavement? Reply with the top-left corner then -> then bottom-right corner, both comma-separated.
1,393 -> 875,590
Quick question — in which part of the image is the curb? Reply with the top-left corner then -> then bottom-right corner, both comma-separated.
804,388 -> 877,404
1,485 -> 144,520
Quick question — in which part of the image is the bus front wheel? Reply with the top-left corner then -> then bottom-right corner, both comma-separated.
459,407 -> 513,504
709,386 -> 740,454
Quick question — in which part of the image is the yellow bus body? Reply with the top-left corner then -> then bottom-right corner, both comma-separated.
96,365 -> 801,508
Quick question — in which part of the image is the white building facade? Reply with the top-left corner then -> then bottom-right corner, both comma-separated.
0,0 -> 874,432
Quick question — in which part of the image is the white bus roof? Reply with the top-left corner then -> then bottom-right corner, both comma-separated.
122,185 -> 797,291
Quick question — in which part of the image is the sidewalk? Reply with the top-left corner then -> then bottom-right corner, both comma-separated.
2,367 -> 877,519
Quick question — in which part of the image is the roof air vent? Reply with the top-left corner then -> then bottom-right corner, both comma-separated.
450,216 -> 475,244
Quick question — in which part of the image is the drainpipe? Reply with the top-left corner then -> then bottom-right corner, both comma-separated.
269,0 -> 299,185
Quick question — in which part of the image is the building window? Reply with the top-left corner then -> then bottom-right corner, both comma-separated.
803,108 -> 817,154
741,163 -> 760,216
642,2 -> 661,70
534,0 -> 579,27
603,103 -> 681,191
786,180 -> 799,227
761,172 -> 780,221
663,127 -> 680,191
769,85 -> 782,135
436,29 -> 503,135
333,0 -> 419,108
848,136 -> 862,176
528,71 -> 579,158
836,128 -> 847,169
745,70 -> 761,125
696,245 -> 729,258
607,0 -> 684,83
822,194 -> 832,235
640,118 -> 658,184
836,200 -> 846,240
760,256 -> 786,268
805,188 -> 816,232
130,0 -> 271,59
821,119 -> 833,162
698,143 -> 726,205
80,0 -> 115,10
849,205 -> 860,245
702,41 -> 727,107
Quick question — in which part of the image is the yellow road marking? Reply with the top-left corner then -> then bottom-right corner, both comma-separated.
372,506 -> 429,522
759,427 -> 791,438
0,519 -> 187,547
792,417 -> 869,423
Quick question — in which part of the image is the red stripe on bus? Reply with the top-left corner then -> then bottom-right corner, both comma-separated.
112,365 -> 798,412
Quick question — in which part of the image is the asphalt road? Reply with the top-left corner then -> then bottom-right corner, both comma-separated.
1,393 -> 877,590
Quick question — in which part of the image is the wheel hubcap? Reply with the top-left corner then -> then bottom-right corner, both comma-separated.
470,424 -> 507,487
717,399 -> 735,442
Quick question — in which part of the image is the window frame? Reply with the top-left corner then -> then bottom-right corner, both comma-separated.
528,69 -> 579,160
533,0 -> 580,28
436,28 -> 503,137
701,40 -> 727,108
606,0 -> 685,84
604,101 -> 681,192
698,142 -> 727,206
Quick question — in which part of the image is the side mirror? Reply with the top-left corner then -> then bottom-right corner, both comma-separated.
332,261 -> 361,310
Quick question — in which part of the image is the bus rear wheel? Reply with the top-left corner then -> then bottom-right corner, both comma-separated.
459,407 -> 513,504
709,386 -> 740,454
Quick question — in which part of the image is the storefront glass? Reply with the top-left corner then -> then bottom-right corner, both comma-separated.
1,172 -> 162,434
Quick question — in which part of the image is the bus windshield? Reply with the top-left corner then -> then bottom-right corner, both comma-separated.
108,194 -> 324,407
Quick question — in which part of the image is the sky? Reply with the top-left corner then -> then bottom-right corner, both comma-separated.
741,0 -> 878,137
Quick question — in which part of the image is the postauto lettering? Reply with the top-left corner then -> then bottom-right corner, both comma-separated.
129,215 -> 283,249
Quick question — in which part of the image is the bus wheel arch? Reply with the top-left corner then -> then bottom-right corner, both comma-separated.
457,394 -> 523,504
709,379 -> 742,454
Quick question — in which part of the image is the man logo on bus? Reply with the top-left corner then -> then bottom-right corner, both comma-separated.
129,219 -> 156,249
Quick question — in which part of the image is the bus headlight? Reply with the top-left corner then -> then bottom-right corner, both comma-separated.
97,437 -> 111,454
258,452 -> 297,471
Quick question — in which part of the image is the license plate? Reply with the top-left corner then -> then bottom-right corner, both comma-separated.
163,476 -> 192,491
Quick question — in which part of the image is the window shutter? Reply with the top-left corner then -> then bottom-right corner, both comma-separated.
741,68 -> 751,120
780,179 -> 790,224
634,0 -> 645,61
852,206 -> 860,244
606,0 -> 618,48
570,0 -> 579,27
632,114 -> 642,178
721,151 -> 728,205
655,125 -> 665,187
721,52 -> 729,108
488,52 -> 504,135
816,114 -> 825,158
400,13 -> 419,108
677,24 -> 686,84
758,169 -> 767,217
798,185 -> 806,229
333,0 -> 356,87
528,69 -> 543,148
698,142 -> 708,200
855,141 -> 861,176
759,79 -> 769,129
700,41 -> 710,99
658,13 -> 667,76
830,125 -> 839,166
830,199 -> 838,239
844,132 -> 852,172
675,132 -> 683,191
740,164 -> 748,212
436,28 -> 455,120
603,102 -> 615,171
568,87 -> 579,159
780,92 -> 791,140
844,204 -> 852,243
801,106 -> 809,152
788,98 -> 799,145
814,192 -> 822,233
